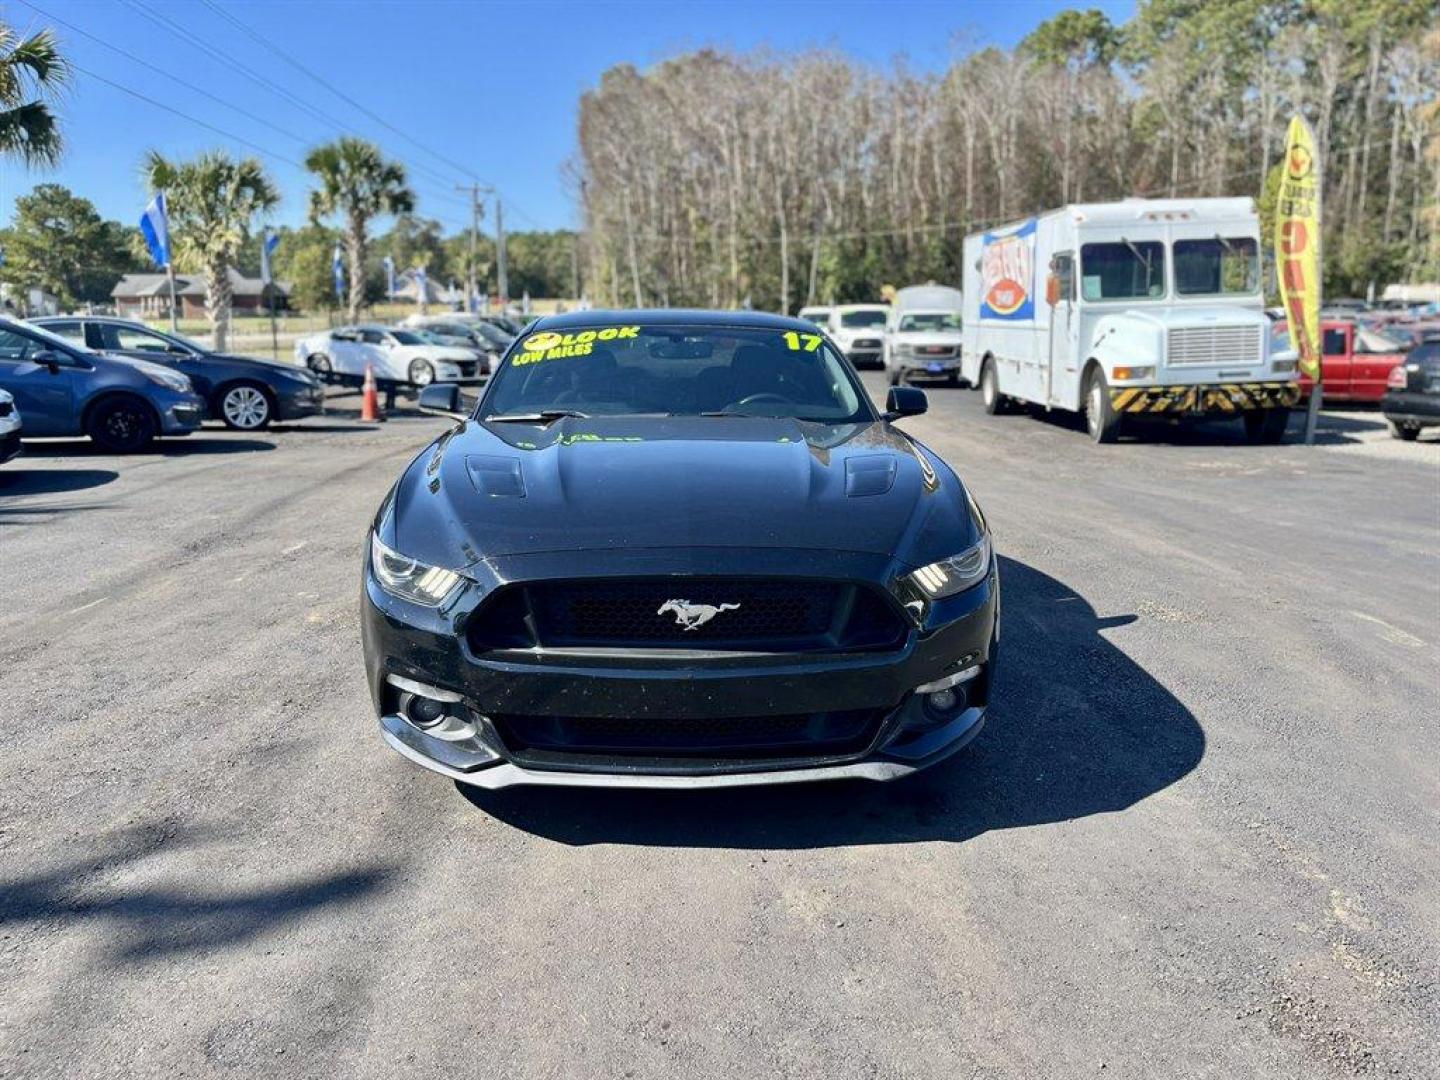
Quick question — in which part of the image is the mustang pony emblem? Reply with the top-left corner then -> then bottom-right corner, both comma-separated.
658,599 -> 740,631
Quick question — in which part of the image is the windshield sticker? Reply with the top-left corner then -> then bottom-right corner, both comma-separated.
782,331 -> 823,352
515,326 -> 640,366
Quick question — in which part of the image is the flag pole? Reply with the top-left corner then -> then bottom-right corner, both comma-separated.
269,285 -> 279,361
1304,129 -> 1324,447
166,263 -> 179,334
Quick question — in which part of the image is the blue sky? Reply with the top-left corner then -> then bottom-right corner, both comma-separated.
1,0 -> 1134,237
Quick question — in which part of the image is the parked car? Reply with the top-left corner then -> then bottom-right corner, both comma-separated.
478,314 -> 526,337
0,316 -> 204,452
400,316 -> 502,374
797,305 -> 832,327
0,388 -> 21,465
365,309 -> 996,790
827,304 -> 889,368
294,326 -> 480,386
1273,319 -> 1409,403
1382,339 -> 1440,440
884,284 -> 964,386
33,316 -> 324,431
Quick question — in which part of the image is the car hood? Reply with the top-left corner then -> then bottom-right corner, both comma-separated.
207,353 -> 315,377
384,415 -> 976,570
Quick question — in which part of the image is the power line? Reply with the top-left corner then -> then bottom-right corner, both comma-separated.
114,0 -> 474,207
198,0 -> 477,183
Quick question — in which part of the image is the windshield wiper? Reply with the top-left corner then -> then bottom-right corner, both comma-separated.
483,409 -> 589,424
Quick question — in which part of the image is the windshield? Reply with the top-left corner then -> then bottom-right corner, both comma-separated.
482,323 -> 871,423
1174,237 -> 1260,296
1080,241 -> 1166,301
798,310 -> 830,326
898,312 -> 960,332
390,329 -> 426,345
839,309 -> 887,328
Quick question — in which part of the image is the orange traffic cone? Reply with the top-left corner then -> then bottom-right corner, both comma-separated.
360,364 -> 384,423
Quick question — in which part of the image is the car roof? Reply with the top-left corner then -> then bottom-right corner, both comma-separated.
526,308 -> 834,334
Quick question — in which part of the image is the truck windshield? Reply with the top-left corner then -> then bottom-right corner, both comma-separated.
1174,237 -> 1260,296
898,313 -> 960,332
839,310 -> 887,328
1080,241 -> 1166,301
483,324 -> 870,423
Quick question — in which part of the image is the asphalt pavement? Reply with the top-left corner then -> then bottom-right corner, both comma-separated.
1,377 -> 1437,1079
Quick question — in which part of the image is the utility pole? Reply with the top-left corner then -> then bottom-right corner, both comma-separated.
455,183 -> 493,314
495,196 -> 509,308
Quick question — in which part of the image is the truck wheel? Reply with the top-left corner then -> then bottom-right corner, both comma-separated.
88,396 -> 158,453
1084,369 -> 1122,443
980,359 -> 1007,415
1389,420 -> 1421,441
1245,408 -> 1289,445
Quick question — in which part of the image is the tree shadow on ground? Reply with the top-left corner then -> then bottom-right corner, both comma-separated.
461,556 -> 1205,848
0,821 -> 394,962
20,437 -> 275,457
0,468 -> 118,498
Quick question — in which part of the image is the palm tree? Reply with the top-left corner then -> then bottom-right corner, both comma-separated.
143,151 -> 279,351
0,21 -> 70,166
305,137 -> 415,321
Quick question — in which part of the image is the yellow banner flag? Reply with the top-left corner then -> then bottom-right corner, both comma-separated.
1275,115 -> 1322,382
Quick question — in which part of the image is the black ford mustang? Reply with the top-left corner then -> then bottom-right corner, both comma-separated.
361,310 -> 998,789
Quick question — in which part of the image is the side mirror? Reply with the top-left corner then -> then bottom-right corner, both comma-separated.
418,382 -> 466,420
31,350 -> 62,374
884,385 -> 928,419
1045,274 -> 1061,306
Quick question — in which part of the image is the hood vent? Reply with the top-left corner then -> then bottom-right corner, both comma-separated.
465,456 -> 526,498
845,456 -> 898,497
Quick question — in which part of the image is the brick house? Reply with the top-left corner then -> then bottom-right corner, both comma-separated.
111,269 -> 289,319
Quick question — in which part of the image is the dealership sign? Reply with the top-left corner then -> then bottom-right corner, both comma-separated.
1275,115 -> 1322,382
980,218 -> 1036,321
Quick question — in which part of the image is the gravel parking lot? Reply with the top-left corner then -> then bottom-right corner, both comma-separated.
2,376 -> 1436,1079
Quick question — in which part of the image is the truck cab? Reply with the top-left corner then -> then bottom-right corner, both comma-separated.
884,284 -> 964,386
962,198 -> 1300,443
1270,318 -> 1409,403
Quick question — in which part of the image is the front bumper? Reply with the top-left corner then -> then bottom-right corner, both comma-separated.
159,392 -> 207,434
1110,381 -> 1300,416
362,548 -> 999,789
0,430 -> 20,464
1382,391 -> 1440,425
276,380 -> 326,420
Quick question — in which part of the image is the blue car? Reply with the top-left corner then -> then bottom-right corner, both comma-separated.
0,316 -> 205,452
34,316 -> 325,431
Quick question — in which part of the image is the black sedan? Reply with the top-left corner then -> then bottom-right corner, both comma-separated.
34,316 -> 324,431
1383,338 -> 1440,440
362,309 -> 999,790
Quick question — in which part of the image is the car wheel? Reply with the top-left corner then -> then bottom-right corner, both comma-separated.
1244,407 -> 1289,445
307,353 -> 332,376
409,359 -> 436,387
1389,420 -> 1421,441
217,382 -> 273,430
1084,368 -> 1121,444
980,359 -> 1007,415
88,396 -> 158,453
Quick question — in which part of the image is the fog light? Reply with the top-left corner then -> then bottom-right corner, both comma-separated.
927,688 -> 958,713
407,695 -> 447,728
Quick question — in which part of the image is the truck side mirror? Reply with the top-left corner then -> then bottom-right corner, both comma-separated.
1046,274 -> 1060,306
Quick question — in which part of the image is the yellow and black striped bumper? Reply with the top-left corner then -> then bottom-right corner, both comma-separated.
1110,382 -> 1301,416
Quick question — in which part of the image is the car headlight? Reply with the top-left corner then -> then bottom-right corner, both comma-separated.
141,367 -> 192,393
908,533 -> 992,598
370,533 -> 465,606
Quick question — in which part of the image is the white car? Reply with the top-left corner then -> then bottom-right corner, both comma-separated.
0,388 -> 21,465
294,325 -> 480,386
827,304 -> 889,369
797,305 -> 832,327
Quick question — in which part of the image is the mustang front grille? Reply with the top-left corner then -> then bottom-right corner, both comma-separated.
468,578 -> 907,653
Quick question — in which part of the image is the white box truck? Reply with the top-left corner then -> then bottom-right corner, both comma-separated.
883,283 -> 964,387
960,197 -> 1300,442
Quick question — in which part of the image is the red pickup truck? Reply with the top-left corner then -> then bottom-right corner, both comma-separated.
1273,319 -> 1409,403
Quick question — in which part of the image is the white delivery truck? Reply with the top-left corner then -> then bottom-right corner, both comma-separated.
960,197 -> 1300,443
884,283 -> 964,387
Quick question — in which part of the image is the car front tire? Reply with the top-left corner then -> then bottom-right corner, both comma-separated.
307,353 -> 332,376
217,382 -> 273,430
88,396 -> 158,453
1389,420 -> 1421,441
409,359 -> 436,387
